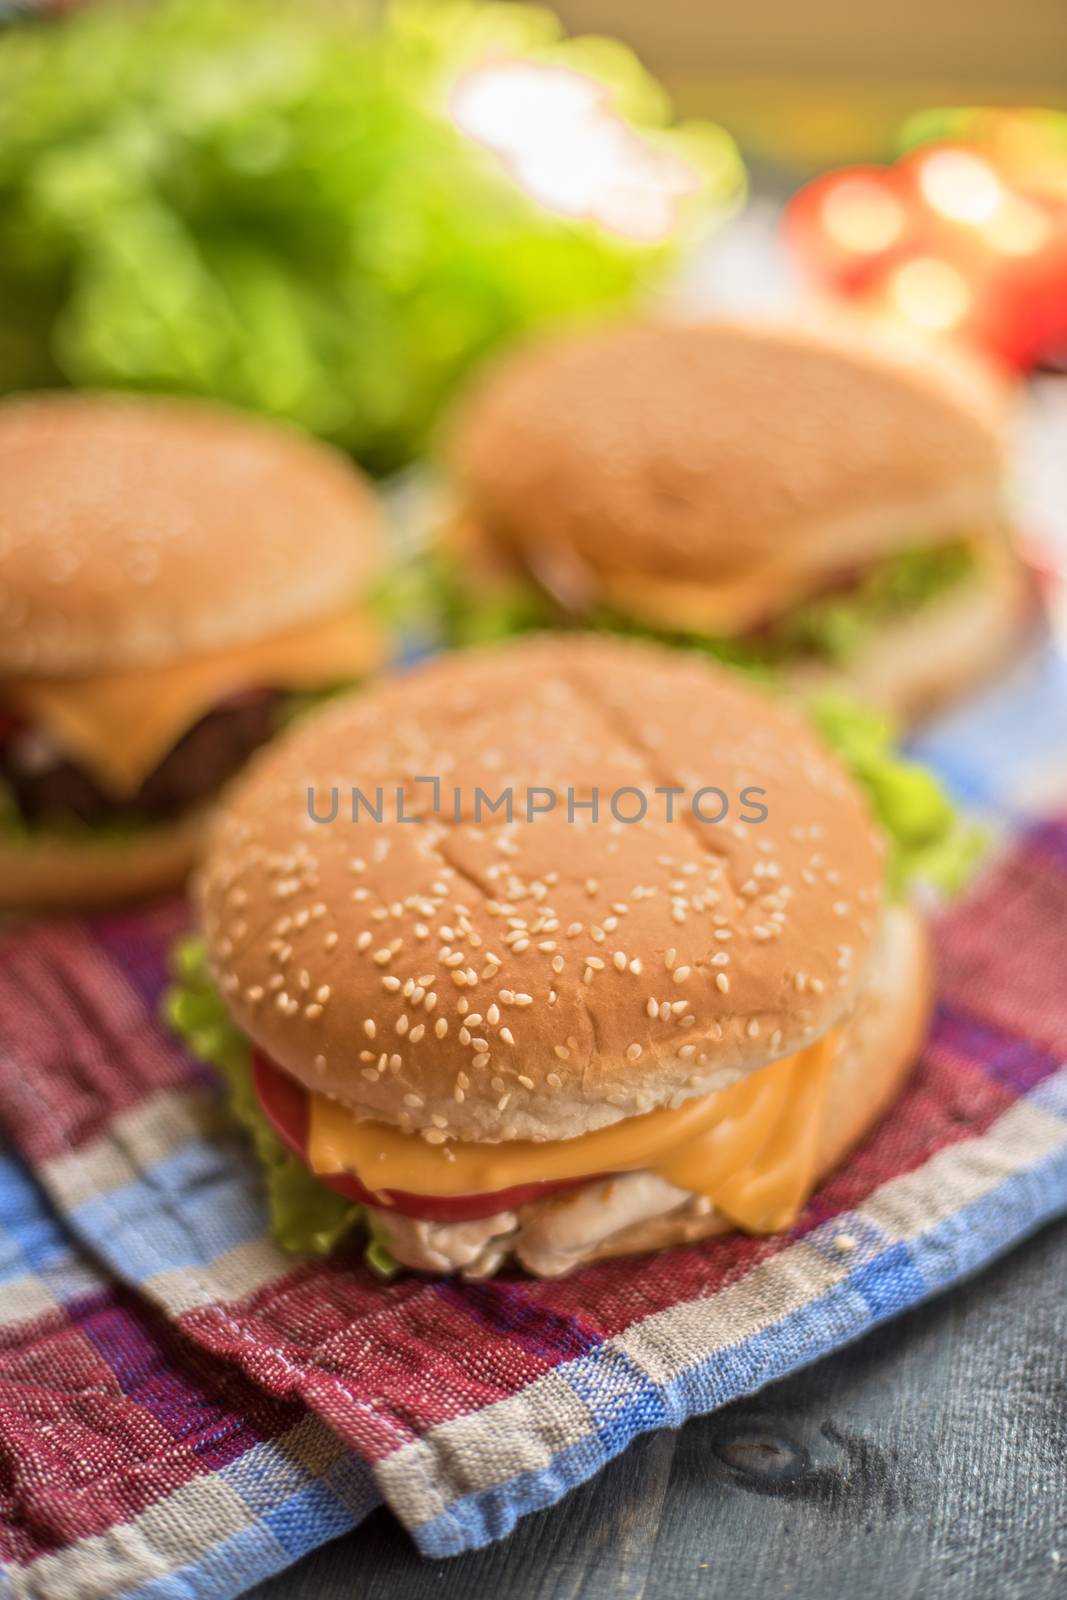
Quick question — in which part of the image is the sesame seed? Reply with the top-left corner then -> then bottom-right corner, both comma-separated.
304,1003 -> 323,1020
746,1019 -> 760,1038
626,1043 -> 643,1061
716,973 -> 730,994
500,1028 -> 515,1046
409,1023 -> 425,1043
673,966 -> 691,984
373,948 -> 392,966
547,1072 -> 562,1088
363,1019 -> 376,1039
629,958 -> 642,975
435,1018 -> 448,1038
473,1052 -> 491,1069
517,1074 -> 535,1090
382,975 -> 401,992
613,951 -> 627,971
403,1093 -> 423,1108
554,1044 -> 570,1060
423,1128 -> 448,1145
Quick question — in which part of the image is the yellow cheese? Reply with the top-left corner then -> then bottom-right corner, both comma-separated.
308,1031 -> 837,1235
5,606 -> 383,796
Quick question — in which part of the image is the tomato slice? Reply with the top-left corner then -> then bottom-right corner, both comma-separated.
252,1052 -> 595,1222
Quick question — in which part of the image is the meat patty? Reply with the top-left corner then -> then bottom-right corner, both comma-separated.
0,692 -> 281,827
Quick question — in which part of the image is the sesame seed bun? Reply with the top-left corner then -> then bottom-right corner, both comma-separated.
0,809 -> 209,910
199,634 -> 889,1144
451,319 -> 1007,608
0,392 -> 383,677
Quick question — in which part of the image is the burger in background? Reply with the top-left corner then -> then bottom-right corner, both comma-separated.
167,635 -> 975,1279
442,318 -> 1032,723
0,393 -> 385,907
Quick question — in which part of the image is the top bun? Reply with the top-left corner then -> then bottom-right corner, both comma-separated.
199,635 -> 887,1144
451,318 -> 1007,616
0,392 -> 382,677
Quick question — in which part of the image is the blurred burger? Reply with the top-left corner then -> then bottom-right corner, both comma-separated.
0,393 -> 385,907
446,319 -> 1031,721
172,635 -> 958,1279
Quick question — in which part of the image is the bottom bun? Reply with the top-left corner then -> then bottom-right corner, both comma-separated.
0,809 -> 208,910
786,544 -> 1034,728
582,900 -> 932,1266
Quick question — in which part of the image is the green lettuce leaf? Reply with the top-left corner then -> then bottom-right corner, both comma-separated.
772,543 -> 976,664
427,542 -> 976,667
806,693 -> 984,896
164,935 -> 367,1258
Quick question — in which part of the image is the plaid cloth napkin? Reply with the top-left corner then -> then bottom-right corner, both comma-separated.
2,639 -> 1067,1598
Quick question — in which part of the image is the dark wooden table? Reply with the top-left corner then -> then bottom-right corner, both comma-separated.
251,1216 -> 1067,1600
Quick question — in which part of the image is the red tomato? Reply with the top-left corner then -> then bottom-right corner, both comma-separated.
252,1052 -> 595,1222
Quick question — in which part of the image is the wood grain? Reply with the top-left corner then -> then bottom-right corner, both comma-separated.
250,1216 -> 1067,1600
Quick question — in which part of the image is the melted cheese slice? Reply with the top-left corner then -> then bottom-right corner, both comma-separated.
308,1031 -> 838,1235
5,607 -> 384,796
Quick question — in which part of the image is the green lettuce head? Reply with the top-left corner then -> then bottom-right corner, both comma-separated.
0,0 -> 743,474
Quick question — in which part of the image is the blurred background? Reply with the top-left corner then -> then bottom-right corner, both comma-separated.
0,0 -> 1064,514
555,0 -> 1067,171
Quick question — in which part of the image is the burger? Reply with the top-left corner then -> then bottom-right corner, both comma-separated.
170,635 -> 966,1279
0,392 -> 385,906
444,319 -> 1031,722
